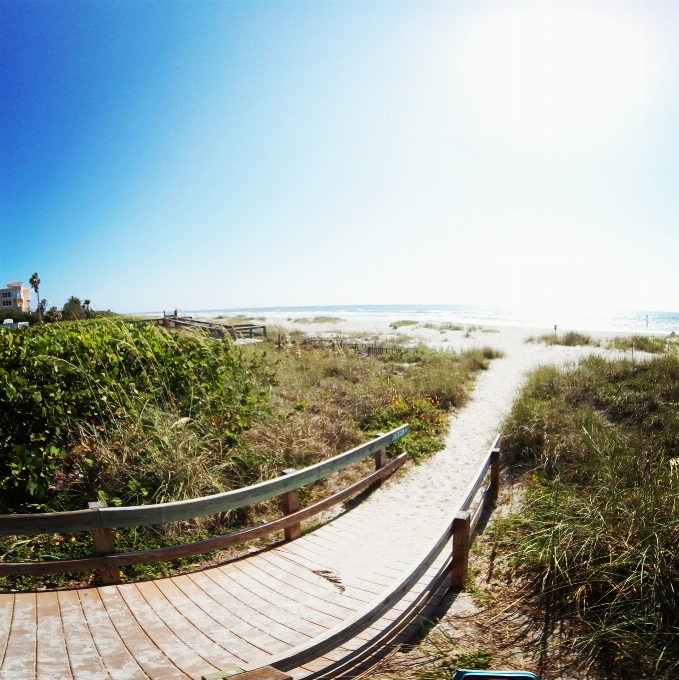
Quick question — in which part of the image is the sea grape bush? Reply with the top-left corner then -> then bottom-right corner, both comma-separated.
0,320 -> 265,512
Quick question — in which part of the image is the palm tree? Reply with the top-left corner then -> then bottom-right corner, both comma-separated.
29,272 -> 41,321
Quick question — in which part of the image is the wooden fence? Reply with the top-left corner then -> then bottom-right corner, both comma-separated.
0,426 -> 409,583
130,313 -> 266,340
163,313 -> 266,339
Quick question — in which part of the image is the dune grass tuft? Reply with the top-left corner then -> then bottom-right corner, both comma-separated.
213,314 -> 255,324
607,334 -> 672,354
421,322 -> 465,332
293,316 -> 344,324
527,331 -> 599,347
390,320 -> 419,329
498,354 -> 679,678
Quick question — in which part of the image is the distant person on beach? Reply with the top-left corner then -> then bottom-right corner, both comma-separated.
646,315 -> 649,329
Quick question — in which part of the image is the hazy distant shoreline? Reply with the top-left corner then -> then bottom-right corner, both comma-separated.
144,304 -> 679,335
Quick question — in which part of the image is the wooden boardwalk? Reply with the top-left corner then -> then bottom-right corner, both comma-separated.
0,510 -> 452,680
0,432 -> 500,680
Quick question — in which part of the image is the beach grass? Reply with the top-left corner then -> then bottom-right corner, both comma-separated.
527,331 -> 600,346
390,320 -> 419,329
213,314 -> 256,324
421,322 -> 464,332
495,354 -> 679,678
293,316 -> 344,324
607,334 -> 672,354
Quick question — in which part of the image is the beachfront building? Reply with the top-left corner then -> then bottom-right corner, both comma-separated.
0,281 -> 31,312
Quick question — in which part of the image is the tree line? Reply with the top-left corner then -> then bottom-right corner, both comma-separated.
1,272 -> 103,325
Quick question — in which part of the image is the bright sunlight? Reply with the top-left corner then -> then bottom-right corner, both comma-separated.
464,3 -> 648,130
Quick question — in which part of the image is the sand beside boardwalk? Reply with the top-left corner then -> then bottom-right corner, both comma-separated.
212,314 -> 620,588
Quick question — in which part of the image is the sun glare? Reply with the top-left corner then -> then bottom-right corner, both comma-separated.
464,4 -> 644,130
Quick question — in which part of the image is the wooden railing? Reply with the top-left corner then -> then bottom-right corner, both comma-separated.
225,435 -> 502,680
0,425 -> 409,583
163,312 -> 266,339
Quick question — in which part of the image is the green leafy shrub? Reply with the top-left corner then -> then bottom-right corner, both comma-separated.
364,346 -> 502,462
0,319 -> 265,512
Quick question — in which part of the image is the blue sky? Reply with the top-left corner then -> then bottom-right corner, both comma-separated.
1,1 -> 678,318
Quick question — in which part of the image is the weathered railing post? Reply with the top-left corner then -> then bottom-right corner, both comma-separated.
450,511 -> 471,589
88,501 -> 122,585
280,469 -> 302,541
489,440 -> 501,503
373,433 -> 387,471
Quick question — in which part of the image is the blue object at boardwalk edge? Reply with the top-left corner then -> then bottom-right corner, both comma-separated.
453,672 -> 538,680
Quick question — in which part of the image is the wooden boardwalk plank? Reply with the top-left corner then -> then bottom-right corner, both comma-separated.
274,546 -> 385,597
135,581 -> 243,671
276,535 -> 405,584
222,563 -> 342,630
322,513 -> 364,529
304,526 -> 352,544
153,578 -> 265,665
277,541 -> 398,592
170,574 -> 290,655
256,553 -> 371,608
57,590 -> 110,680
36,591 -> 73,680
234,559 -> 357,620
284,537 -> 345,561
199,569 -> 320,641
0,596 -> 13,670
98,586 -> 189,680
77,588 -> 148,680
0,593 -> 36,680
117,584 -> 217,679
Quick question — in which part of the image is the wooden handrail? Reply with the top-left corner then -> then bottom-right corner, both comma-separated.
0,425 -> 409,537
166,315 -> 267,339
0,454 -> 407,577
304,549 -> 454,680
252,434 -> 501,673
0,428 -> 409,582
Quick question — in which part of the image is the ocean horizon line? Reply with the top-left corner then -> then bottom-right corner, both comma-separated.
133,304 -> 679,335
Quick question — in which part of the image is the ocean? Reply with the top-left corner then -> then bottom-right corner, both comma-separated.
190,304 -> 679,335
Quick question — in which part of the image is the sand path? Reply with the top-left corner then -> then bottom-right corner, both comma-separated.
292,326 -> 604,589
